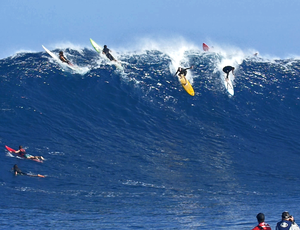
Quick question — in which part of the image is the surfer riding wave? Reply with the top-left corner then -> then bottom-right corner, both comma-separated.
222,66 -> 235,80
174,66 -> 193,85
102,45 -> 117,62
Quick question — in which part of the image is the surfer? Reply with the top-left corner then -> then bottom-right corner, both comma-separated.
12,164 -> 45,177
102,45 -> 117,61
252,213 -> 271,230
59,51 -> 71,65
174,66 -> 193,85
12,164 -> 27,176
222,66 -> 235,80
14,146 -> 44,161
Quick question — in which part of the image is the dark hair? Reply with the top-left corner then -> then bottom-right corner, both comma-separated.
19,146 -> 22,149
256,213 -> 265,223
282,211 -> 291,219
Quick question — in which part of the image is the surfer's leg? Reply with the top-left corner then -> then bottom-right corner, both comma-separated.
183,77 -> 187,85
107,53 -> 115,61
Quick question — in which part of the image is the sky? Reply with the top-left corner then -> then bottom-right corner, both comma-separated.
1,0 -> 300,59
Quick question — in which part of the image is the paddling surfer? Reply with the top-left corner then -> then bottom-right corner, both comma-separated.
12,164 -> 45,177
14,146 -> 44,161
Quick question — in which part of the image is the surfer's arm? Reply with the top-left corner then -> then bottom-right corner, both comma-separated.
63,57 -> 70,64
63,57 -> 71,65
174,70 -> 179,77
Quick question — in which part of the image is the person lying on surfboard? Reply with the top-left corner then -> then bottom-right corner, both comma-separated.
59,51 -> 72,65
12,164 -> 45,177
174,66 -> 193,85
14,146 -> 44,161
102,45 -> 117,62
222,66 -> 235,80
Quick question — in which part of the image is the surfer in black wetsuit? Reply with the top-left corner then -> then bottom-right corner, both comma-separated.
174,66 -> 193,85
222,66 -> 235,80
102,45 -> 117,61
59,51 -> 71,65
12,164 -> 45,177
13,164 -> 27,176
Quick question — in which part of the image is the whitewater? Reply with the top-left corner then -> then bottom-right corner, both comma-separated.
0,40 -> 300,229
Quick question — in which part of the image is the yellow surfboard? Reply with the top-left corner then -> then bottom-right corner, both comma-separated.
178,74 -> 195,96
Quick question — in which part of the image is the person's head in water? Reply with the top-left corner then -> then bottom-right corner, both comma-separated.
13,164 -> 19,171
19,146 -> 22,150
59,51 -> 63,56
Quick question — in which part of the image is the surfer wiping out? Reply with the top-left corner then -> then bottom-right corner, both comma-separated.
222,66 -> 235,80
174,66 -> 193,85
102,45 -> 117,62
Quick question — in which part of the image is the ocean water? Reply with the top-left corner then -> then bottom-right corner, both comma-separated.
0,43 -> 300,229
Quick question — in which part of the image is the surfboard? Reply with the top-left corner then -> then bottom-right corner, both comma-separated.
178,75 -> 195,96
224,74 -> 234,96
5,145 -> 43,163
90,38 -> 123,70
203,43 -> 209,51
42,45 -> 77,70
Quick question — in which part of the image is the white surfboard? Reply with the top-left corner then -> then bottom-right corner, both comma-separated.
42,45 -> 77,70
90,38 -> 123,70
224,73 -> 234,96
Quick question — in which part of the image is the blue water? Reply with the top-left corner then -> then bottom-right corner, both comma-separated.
0,45 -> 300,229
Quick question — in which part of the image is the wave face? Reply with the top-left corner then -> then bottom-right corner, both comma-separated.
0,46 -> 300,229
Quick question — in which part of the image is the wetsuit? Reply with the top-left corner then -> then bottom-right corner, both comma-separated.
102,46 -> 116,61
222,66 -> 235,79
177,68 -> 187,76
175,67 -> 193,77
174,67 -> 193,85
13,165 -> 27,176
